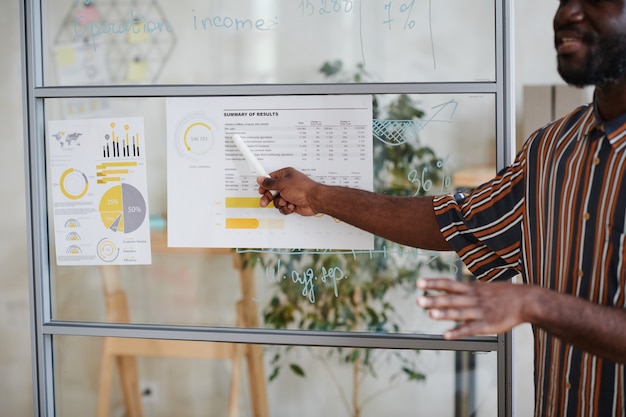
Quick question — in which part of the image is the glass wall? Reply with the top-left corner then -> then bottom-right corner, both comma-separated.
46,94 -> 496,331
23,1 -> 513,416
54,336 -> 498,417
41,0 -> 496,86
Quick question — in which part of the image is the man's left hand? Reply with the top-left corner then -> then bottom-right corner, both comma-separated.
416,278 -> 533,339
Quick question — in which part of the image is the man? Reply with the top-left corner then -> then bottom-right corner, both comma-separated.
257,1 -> 626,416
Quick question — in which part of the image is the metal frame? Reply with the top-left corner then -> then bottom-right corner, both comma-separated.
21,1 -> 515,416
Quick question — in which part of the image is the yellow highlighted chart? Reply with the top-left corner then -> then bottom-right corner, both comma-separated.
49,116 -> 152,265
165,95 -> 374,249
97,238 -> 119,262
96,161 -> 138,184
66,245 -> 82,254
59,168 -> 89,200
99,183 -> 147,233
225,197 -> 274,209
226,218 -> 285,229
175,115 -> 215,159
104,122 -> 141,158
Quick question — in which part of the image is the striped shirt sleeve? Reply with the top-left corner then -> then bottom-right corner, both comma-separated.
433,153 -> 527,282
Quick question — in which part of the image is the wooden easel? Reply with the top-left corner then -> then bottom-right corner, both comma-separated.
97,235 -> 268,417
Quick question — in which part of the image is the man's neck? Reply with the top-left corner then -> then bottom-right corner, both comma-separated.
594,79 -> 626,121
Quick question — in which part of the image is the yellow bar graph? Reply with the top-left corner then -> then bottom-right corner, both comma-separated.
97,177 -> 122,184
96,161 -> 138,170
97,169 -> 130,176
225,197 -> 274,209
226,218 -> 259,229
225,218 -> 284,229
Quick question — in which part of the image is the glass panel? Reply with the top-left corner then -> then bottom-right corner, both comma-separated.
53,335 -> 498,416
42,0 -> 496,86
46,94 -> 496,333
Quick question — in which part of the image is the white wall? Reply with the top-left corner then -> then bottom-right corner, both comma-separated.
1,1 -> 579,416
514,2 -> 562,108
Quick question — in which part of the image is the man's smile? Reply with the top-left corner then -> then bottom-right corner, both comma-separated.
555,29 -> 588,55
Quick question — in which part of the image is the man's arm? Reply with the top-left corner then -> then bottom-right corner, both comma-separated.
417,278 -> 626,364
258,167 -> 451,251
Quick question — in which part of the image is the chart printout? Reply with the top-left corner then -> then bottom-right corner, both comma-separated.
48,117 -> 152,265
167,95 -> 374,249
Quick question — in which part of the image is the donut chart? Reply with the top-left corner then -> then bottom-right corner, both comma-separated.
99,183 -> 147,233
97,238 -> 119,262
60,168 -> 89,200
175,114 -> 215,159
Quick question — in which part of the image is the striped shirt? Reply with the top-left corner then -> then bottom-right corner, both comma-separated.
433,102 -> 626,417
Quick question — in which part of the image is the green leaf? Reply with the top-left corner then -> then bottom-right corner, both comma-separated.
289,363 -> 306,377
402,367 -> 426,382
347,349 -> 361,363
268,367 -> 280,382
319,60 -> 343,77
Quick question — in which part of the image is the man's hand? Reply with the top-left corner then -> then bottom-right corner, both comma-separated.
416,278 -> 533,339
257,167 -> 452,251
257,167 -> 322,216
417,277 -> 626,363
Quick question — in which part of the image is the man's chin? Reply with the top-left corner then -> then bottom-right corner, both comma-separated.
557,74 -> 588,88
557,62 -> 592,88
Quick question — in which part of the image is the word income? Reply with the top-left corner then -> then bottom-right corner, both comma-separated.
73,9 -> 278,50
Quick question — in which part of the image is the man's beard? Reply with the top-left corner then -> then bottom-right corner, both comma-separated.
557,32 -> 626,88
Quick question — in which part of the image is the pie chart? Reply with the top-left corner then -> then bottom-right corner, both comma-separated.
99,183 -> 147,233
